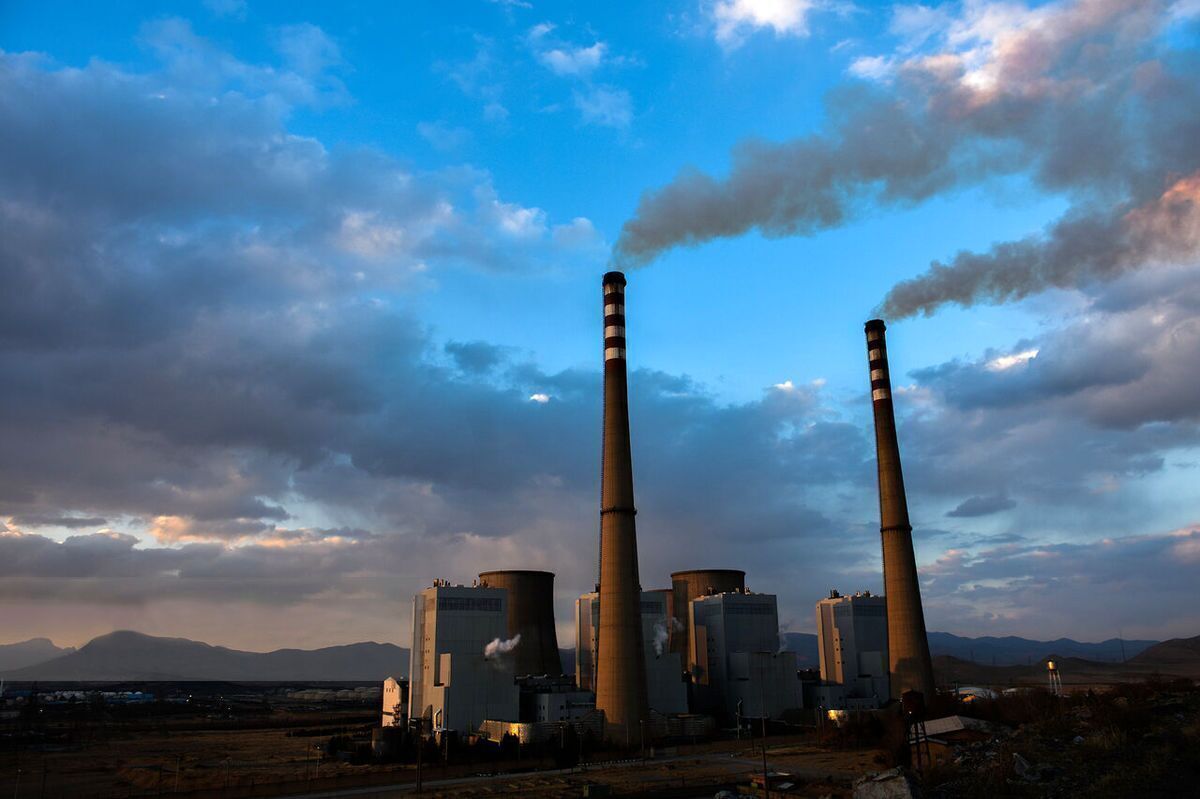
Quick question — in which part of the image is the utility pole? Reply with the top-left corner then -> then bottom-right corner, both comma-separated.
759,660 -> 770,799
411,716 -> 424,794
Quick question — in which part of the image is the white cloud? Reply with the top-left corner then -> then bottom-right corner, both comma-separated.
529,393 -> 550,403
889,3 -> 953,51
335,211 -> 408,259
416,120 -> 472,152
204,0 -> 247,19
538,42 -> 607,76
713,0 -> 819,46
986,348 -> 1039,372
573,86 -> 632,129
848,54 -> 895,81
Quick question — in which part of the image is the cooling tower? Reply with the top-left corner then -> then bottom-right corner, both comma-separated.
865,319 -> 936,700
670,569 -> 746,658
595,270 -> 650,745
478,570 -> 563,677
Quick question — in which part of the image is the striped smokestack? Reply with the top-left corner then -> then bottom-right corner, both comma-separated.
865,319 -> 936,701
595,271 -> 649,745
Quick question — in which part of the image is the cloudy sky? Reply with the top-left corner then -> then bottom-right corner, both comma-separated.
2,0 -> 1199,652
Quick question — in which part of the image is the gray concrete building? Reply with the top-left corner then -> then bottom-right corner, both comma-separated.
408,581 -> 519,734
815,590 -> 889,705
687,590 -> 800,721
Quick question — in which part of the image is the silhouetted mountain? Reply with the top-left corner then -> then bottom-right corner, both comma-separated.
927,632 -> 1156,666
0,638 -> 76,672
935,641 -> 1200,685
783,631 -> 1156,669
1,631 -> 408,681
1129,635 -> 1200,677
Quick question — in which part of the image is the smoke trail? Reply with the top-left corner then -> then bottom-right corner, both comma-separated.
483,634 -> 521,657
612,0 -> 1200,314
652,620 -> 669,656
881,172 -> 1200,318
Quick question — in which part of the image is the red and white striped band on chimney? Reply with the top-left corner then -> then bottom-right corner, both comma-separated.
603,275 -> 626,361
866,322 -> 890,402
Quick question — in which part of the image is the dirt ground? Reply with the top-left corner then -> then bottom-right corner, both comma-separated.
0,707 -> 396,798
1,712 -> 879,799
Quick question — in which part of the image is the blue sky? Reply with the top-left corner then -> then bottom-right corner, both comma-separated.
2,0 -> 1199,651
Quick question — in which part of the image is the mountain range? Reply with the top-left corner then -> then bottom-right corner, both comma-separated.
0,631 -> 408,682
778,631 -> 1157,668
934,635 -> 1200,684
0,629 -> 1179,682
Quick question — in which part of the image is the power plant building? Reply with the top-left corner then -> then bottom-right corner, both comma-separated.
815,590 -> 889,704
408,582 -> 519,734
381,676 -> 408,727
670,569 -> 745,659
576,591 -> 688,716
687,590 -> 800,721
865,319 -> 937,700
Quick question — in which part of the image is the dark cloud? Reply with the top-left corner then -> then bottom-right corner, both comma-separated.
613,0 -> 1200,320
11,515 -> 108,530
946,494 -> 1016,518
920,524 -> 1200,640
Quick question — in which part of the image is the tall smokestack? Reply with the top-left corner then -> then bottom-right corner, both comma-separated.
865,319 -> 936,701
595,271 -> 649,744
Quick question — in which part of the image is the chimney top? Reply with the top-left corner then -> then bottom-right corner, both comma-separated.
865,319 -> 887,333
603,271 -> 627,287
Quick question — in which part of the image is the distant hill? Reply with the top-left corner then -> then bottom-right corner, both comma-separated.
926,632 -> 1157,666
781,631 -> 1154,669
934,634 -> 1200,686
1130,635 -> 1200,677
0,638 -> 76,672
1,631 -> 409,681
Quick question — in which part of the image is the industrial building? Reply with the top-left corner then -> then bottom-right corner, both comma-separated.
670,569 -> 745,659
865,319 -> 937,700
687,590 -> 801,721
517,675 -> 595,723
576,590 -> 688,715
381,676 -> 408,727
814,590 -> 889,708
408,581 -> 519,734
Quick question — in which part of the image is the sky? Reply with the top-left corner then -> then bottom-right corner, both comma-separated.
2,0 -> 1199,653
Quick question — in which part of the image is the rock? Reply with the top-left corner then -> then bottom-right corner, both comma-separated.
1072,735 -> 1085,745
1013,752 -> 1038,782
853,767 -> 920,799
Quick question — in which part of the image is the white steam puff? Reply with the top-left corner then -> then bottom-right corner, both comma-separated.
612,0 -> 1200,318
652,620 -> 670,656
483,634 -> 521,658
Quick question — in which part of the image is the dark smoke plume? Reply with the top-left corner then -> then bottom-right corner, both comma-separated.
613,0 -> 1200,316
